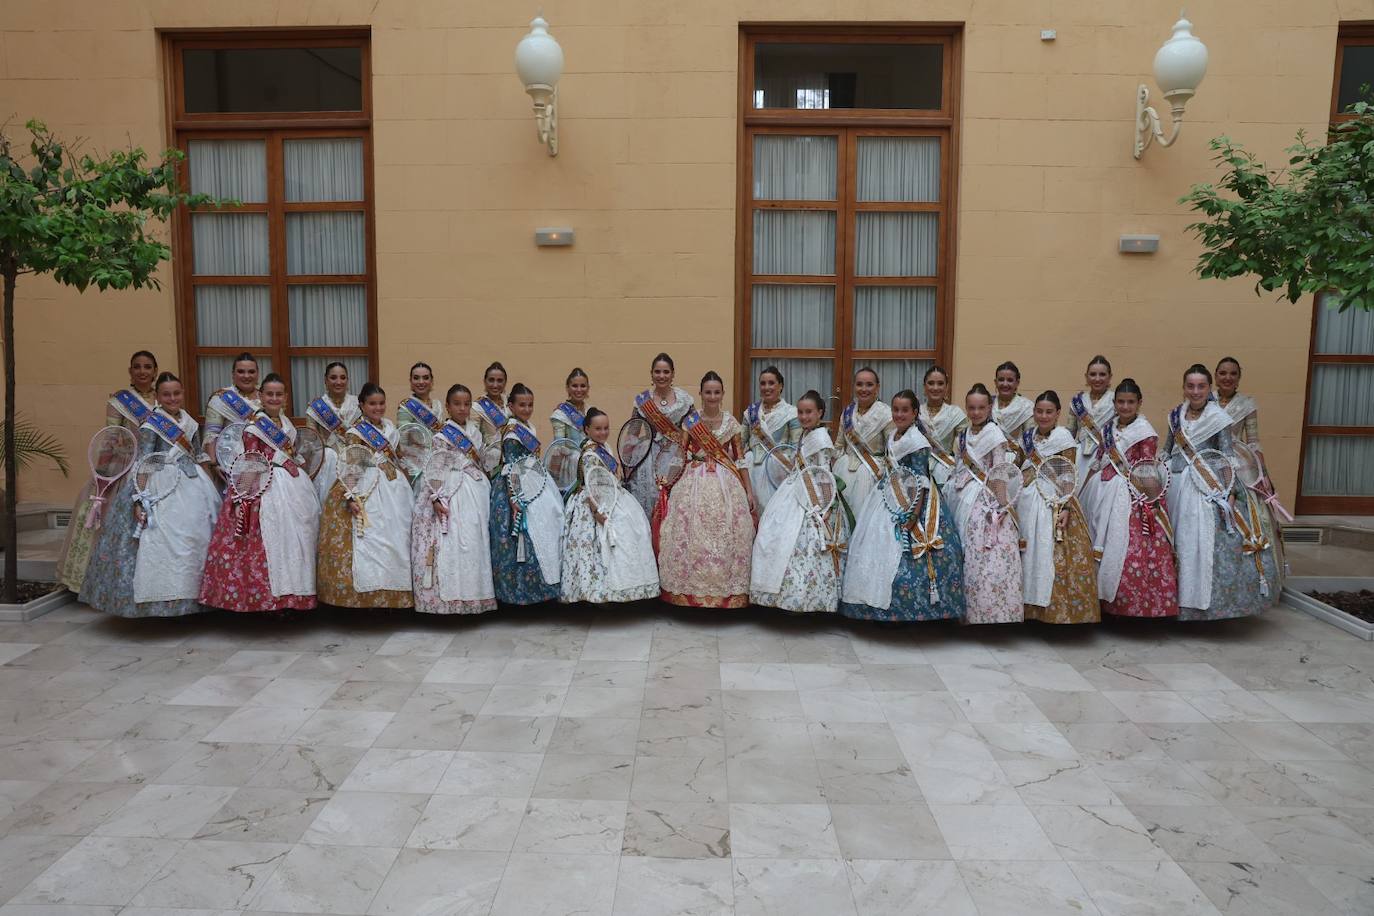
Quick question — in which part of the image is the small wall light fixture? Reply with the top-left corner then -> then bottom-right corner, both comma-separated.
515,14 -> 564,157
1133,15 -> 1208,159
534,227 -> 574,247
1119,234 -> 1160,254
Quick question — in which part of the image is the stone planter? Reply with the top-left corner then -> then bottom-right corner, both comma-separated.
1281,576 -> 1374,640
0,586 -> 74,623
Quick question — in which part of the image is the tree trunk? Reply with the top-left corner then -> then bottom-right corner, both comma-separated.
3,262 -> 16,603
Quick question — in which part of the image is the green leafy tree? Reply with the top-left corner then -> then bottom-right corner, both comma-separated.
0,119 -> 222,603
1180,99 -> 1374,312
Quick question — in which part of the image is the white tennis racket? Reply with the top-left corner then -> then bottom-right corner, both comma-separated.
1032,455 -> 1077,542
764,444 -> 798,489
293,427 -> 326,480
652,437 -> 687,490
1127,456 -> 1173,543
396,423 -> 433,479
85,427 -> 138,530
507,456 -> 549,564
584,463 -> 621,547
616,417 -> 654,471
227,452 -> 272,539
1230,441 -> 1294,522
132,452 -> 181,539
544,437 -> 580,493
339,444 -> 380,539
421,448 -> 460,535
1190,447 -> 1236,533
214,421 -> 247,475
796,464 -> 841,572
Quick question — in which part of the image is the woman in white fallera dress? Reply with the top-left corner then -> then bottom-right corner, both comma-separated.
627,353 -> 696,519
833,366 -> 894,520
918,365 -> 966,489
751,392 -> 846,614
474,361 -> 511,455
560,408 -> 660,604
411,384 -> 496,615
316,383 -> 414,609
741,365 -> 801,513
991,361 -> 1035,453
1068,355 -> 1116,517
397,361 -> 445,430
203,351 -> 263,455
307,360 -> 362,504
1215,355 -> 1286,584
550,368 -> 591,446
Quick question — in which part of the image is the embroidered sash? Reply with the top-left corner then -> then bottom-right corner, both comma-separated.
635,391 -> 685,441
307,397 -> 345,435
251,414 -> 302,475
109,390 -> 152,427
682,410 -> 747,487
401,397 -> 442,431
592,443 -> 619,475
476,397 -> 508,430
885,472 -> 945,602
350,419 -> 396,461
505,422 -> 541,456
841,403 -> 886,480
556,402 -> 586,431
143,412 -> 195,457
1070,392 -> 1107,451
216,388 -> 257,422
916,416 -> 956,468
437,420 -> 482,464
745,402 -> 780,456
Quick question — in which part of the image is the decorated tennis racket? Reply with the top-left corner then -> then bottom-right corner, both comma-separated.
584,464 -> 621,545
339,444 -> 380,539
764,444 -> 799,489
982,461 -> 1024,542
396,423 -> 434,479
507,456 -> 549,563
880,465 -> 942,602
1189,447 -> 1236,533
215,421 -> 247,475
543,437 -> 580,494
880,465 -> 926,517
421,448 -> 460,534
1127,456 -> 1173,543
1221,442 -> 1277,594
1230,441 -> 1294,522
1032,455 -> 1077,542
131,452 -> 181,539
651,436 -> 687,490
227,452 -> 272,540
293,427 -> 326,480
616,417 -> 654,471
84,426 -> 138,530
795,464 -> 841,573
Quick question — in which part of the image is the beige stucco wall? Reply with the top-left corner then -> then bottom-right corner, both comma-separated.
1,0 -> 1370,506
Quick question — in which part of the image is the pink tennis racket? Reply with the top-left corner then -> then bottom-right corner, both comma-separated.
84,427 -> 138,530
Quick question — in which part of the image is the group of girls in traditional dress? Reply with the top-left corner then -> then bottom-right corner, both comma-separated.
60,348 -> 1283,626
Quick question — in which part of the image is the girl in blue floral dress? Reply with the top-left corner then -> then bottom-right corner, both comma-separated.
489,383 -> 564,604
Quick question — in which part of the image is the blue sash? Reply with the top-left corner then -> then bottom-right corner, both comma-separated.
216,388 -> 256,421
1168,404 -> 1184,434
144,412 -> 193,456
252,415 -> 293,454
111,390 -> 152,426
351,419 -> 391,454
593,443 -> 618,474
401,397 -> 441,430
841,402 -> 856,432
308,397 -> 343,433
1022,428 -> 1036,456
556,402 -> 586,430
436,421 -> 476,452
506,422 -> 541,455
477,397 -> 508,429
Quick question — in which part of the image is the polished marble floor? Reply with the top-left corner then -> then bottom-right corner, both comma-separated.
0,601 -> 1370,915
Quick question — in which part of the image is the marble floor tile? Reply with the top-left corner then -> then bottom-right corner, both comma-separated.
1069,860 -> 1220,916
1093,758 -> 1220,808
246,677 -> 343,709
14,835 -> 183,907
365,847 -> 505,915
719,663 -> 796,692
622,801 -> 730,858
406,794 -> 526,851
93,783 -> 236,839
200,706 -> 316,744
511,798 -> 627,854
435,750 -> 544,798
245,744 -> 365,794
375,632 -> 453,658
728,803 -> 841,858
168,675 -> 275,708
952,689 -> 1050,723
789,664 -> 871,692
1023,687 -> 1130,724
1231,806 -> 1374,866
575,659 -> 650,690
1180,861 -> 1338,915
490,852 -> 618,916
1258,690 -> 1374,724
248,843 -> 398,915
458,714 -> 556,753
301,791 -> 426,847
1303,723 -> 1374,762
287,709 -> 394,749
322,680 -> 418,712
806,721 -> 901,759
858,664 -> 943,692
1220,722 -> 1349,761
732,857 -> 857,916
338,748 -> 453,794
128,839 -> 291,910
214,650 -> 301,679
1002,758 -> 1121,806
1102,691 -> 1211,724
560,686 -> 643,718
958,860 -> 1101,916
496,658 -> 576,687
531,753 -> 634,800
614,855 -> 733,916
1030,804 -> 1166,861
933,663 -> 1016,692
975,722 -> 1081,761
1004,662 -> 1098,692
0,835 -> 79,906
421,656 -> 506,685
1270,758 -> 1374,806
581,632 -> 654,662
929,803 -> 1060,860
1180,759 -> 1316,807
829,803 -> 948,859
728,756 -> 825,805
155,741 -> 279,787
845,858 -> 976,916
547,716 -> 640,756
192,787 -> 329,843
477,685 -> 567,717
873,690 -> 964,725
1298,863 -> 1374,916
816,757 -> 923,805
910,759 -> 1022,806
1143,663 -> 1242,691
0,781 -> 141,836
640,713 -> 726,758
631,754 -> 728,804
0,738 -> 108,780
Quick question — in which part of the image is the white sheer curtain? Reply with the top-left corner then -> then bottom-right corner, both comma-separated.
1315,299 -> 1374,353
199,355 -> 273,402
752,285 -> 834,349
289,285 -> 368,346
290,355 -> 369,417
286,212 -> 366,275
854,212 -> 937,277
188,140 -> 267,202
854,286 -> 935,350
863,359 -> 933,400
196,286 -> 271,347
857,137 -> 939,202
284,138 -> 364,202
753,135 -> 836,200
753,210 -> 836,276
1302,436 -> 1374,496
1303,296 -> 1374,496
1308,365 -> 1374,426
751,358 -> 832,407
192,213 -> 269,276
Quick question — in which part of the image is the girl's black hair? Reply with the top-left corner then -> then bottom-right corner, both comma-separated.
854,366 -> 879,384
1216,356 -> 1242,375
1087,354 -> 1112,374
966,382 -> 992,403
484,362 -> 507,380
509,382 -> 533,401
233,351 -> 258,367
154,371 -> 180,390
995,361 -> 1021,381
584,407 -> 607,425
1116,378 -> 1143,399
651,352 -> 675,372
923,364 -> 949,385
1034,389 -> 1060,409
891,389 -> 919,410
759,365 -> 784,388
445,383 -> 471,402
130,350 -> 157,367
1184,363 -> 1213,385
700,370 -> 723,391
566,367 -> 589,385
359,382 -> 386,403
797,389 -> 825,417
324,361 -> 347,377
261,372 -> 286,389
409,362 -> 433,377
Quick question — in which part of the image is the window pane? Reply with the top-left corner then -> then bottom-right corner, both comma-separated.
286,212 -> 366,274
751,285 -> 834,349
1315,296 -> 1374,355
1302,434 -> 1374,496
1337,44 -> 1374,113
753,210 -> 835,275
192,213 -> 269,275
753,135 -> 836,200
182,47 -> 363,113
188,140 -> 267,202
751,357 -> 833,403
855,212 -> 937,276
854,287 -> 936,350
289,285 -> 369,347
864,359 -> 934,400
290,355 -> 370,417
285,138 -> 365,202
857,137 -> 940,202
753,42 -> 943,110
1308,364 -> 1374,426
196,286 -> 271,347
199,355 -> 273,403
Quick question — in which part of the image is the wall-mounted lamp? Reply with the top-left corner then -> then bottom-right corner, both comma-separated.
515,15 -> 564,157
1133,16 -> 1208,159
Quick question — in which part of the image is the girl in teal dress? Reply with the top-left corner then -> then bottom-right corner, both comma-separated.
489,383 -> 564,604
